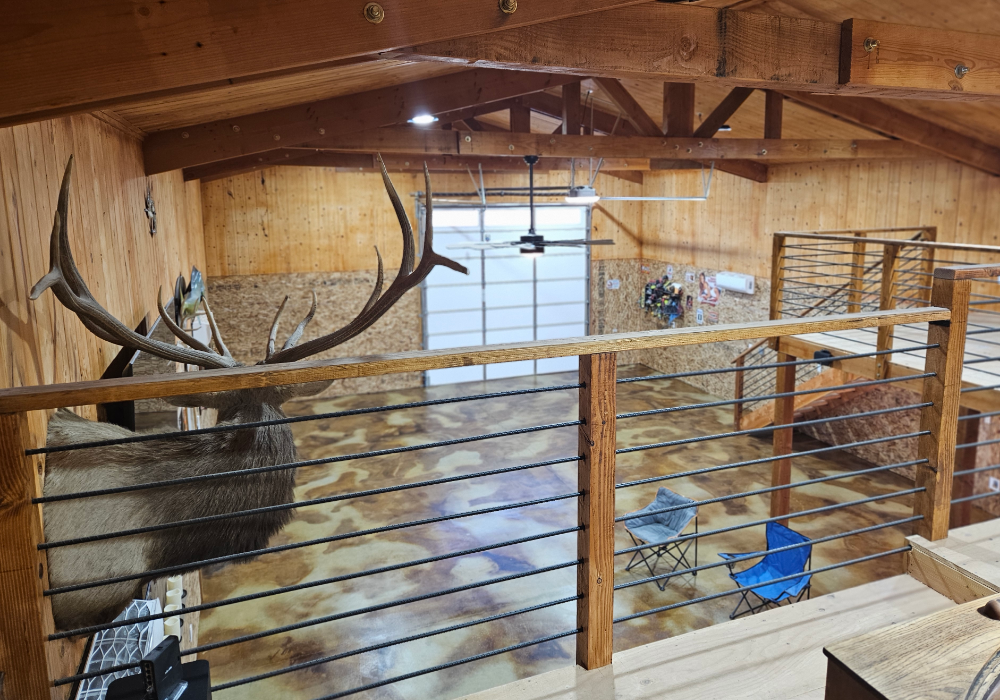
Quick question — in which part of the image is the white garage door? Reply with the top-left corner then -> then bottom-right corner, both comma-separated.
421,204 -> 591,386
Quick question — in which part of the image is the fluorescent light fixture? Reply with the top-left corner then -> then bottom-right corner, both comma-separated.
718,124 -> 732,132
408,114 -> 439,125
565,186 -> 600,205
519,246 -> 544,258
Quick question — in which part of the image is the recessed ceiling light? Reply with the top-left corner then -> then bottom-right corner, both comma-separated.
408,114 -> 439,125
718,125 -> 732,132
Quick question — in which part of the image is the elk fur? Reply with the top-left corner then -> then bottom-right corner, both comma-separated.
34,155 -> 467,631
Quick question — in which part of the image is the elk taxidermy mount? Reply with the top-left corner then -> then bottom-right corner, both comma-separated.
33,155 -> 468,630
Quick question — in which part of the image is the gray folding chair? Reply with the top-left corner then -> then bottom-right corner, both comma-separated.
623,487 -> 698,590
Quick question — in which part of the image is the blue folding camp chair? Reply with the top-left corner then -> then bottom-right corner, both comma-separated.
623,487 -> 698,591
718,521 -> 812,619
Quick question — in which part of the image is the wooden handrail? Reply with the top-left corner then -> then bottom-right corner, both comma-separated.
780,232 -> 1000,255
776,227 -> 932,235
0,308 -> 949,413
935,264 -> 1000,281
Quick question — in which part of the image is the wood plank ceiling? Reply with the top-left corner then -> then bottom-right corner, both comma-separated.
63,0 -> 1000,180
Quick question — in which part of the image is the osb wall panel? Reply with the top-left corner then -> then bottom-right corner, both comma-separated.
591,258 -> 768,398
201,167 -> 642,277
641,159 -> 1000,279
0,114 -> 205,395
207,272 -> 422,397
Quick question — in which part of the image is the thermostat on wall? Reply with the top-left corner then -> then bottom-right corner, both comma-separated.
716,271 -> 755,295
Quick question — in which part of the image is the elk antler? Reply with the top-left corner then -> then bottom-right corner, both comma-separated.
30,157 -> 240,369
263,155 -> 468,364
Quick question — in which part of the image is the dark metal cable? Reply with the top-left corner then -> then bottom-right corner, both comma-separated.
613,547 -> 910,624
35,431 -> 581,503
183,560 -> 580,656
616,375 -> 932,421
616,431 -> 926,489
618,345 -> 936,385
615,516 -> 920,590
615,403 -> 931,457
952,491 -> 1000,505
613,461 -> 926,523
45,491 -> 582,596
957,436 -> 1000,451
615,488 -> 925,556
48,527 -> 580,639
39,425 -> 581,546
309,628 -> 581,700
208,595 -> 582,692
954,463 -> 1000,478
25,383 -> 583,456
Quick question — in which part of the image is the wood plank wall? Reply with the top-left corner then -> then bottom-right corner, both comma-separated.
200,168 -> 641,276
641,159 -> 1000,278
0,114 -> 206,395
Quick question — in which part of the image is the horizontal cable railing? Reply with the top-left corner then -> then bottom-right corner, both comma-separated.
0,301 -> 967,700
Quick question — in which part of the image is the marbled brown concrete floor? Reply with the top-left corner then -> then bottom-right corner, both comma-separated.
198,365 -> 920,700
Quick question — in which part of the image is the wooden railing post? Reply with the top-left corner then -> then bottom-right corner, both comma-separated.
577,353 -> 616,671
0,412 -> 67,699
847,231 -> 868,313
875,243 -> 901,379
733,354 -> 746,430
914,273 -> 970,540
770,352 -> 796,524
920,227 -> 938,306
769,234 -> 787,324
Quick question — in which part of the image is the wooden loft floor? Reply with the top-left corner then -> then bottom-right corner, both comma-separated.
454,574 -> 953,700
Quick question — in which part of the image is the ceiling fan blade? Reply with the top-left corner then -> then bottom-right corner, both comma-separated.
542,239 -> 617,247
446,241 -> 519,250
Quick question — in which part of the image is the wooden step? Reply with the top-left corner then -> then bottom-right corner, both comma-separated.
455,575 -> 954,700
738,368 -> 857,431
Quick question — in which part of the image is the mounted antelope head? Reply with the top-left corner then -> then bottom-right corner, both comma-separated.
33,156 -> 467,630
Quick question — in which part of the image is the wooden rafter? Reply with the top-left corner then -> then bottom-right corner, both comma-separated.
143,69 -> 580,174
563,83 -> 584,135
510,98 -> 532,133
764,91 -> 783,140
694,88 -> 755,139
663,83 -> 695,137
593,78 -> 661,137
0,0 -> 650,126
522,93 -> 636,136
405,4 -> 1000,100
781,91 -> 1000,176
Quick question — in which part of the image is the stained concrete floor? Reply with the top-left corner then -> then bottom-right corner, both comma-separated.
198,365 -> 922,700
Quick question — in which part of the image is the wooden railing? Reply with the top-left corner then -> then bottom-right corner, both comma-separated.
0,295 -> 973,700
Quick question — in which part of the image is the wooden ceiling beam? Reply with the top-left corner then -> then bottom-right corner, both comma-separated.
189,152 -> 648,183
510,98 -> 532,133
562,83 -> 584,135
143,69 -> 579,174
300,127 -> 931,161
1,0 -> 649,126
406,4 -> 1000,100
593,78 -> 662,137
781,91 -> 1000,176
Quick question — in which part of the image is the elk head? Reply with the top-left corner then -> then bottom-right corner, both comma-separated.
32,155 -> 467,630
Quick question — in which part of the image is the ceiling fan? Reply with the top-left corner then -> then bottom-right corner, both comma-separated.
447,156 -> 615,257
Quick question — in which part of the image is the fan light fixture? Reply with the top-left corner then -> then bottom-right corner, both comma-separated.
565,186 -> 600,205
408,114 -> 439,125
520,247 -> 544,258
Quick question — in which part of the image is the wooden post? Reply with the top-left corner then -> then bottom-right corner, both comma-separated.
577,353 -> 616,671
764,90 -> 783,139
562,82 -> 583,136
914,274 -> 970,540
663,83 -> 695,137
950,408 -> 980,529
875,244 -> 900,379
0,412 -> 68,699
920,227 -> 938,306
733,354 -> 746,430
847,232 -> 868,313
770,352 -> 797,523
510,97 -> 531,133
769,234 -> 787,351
